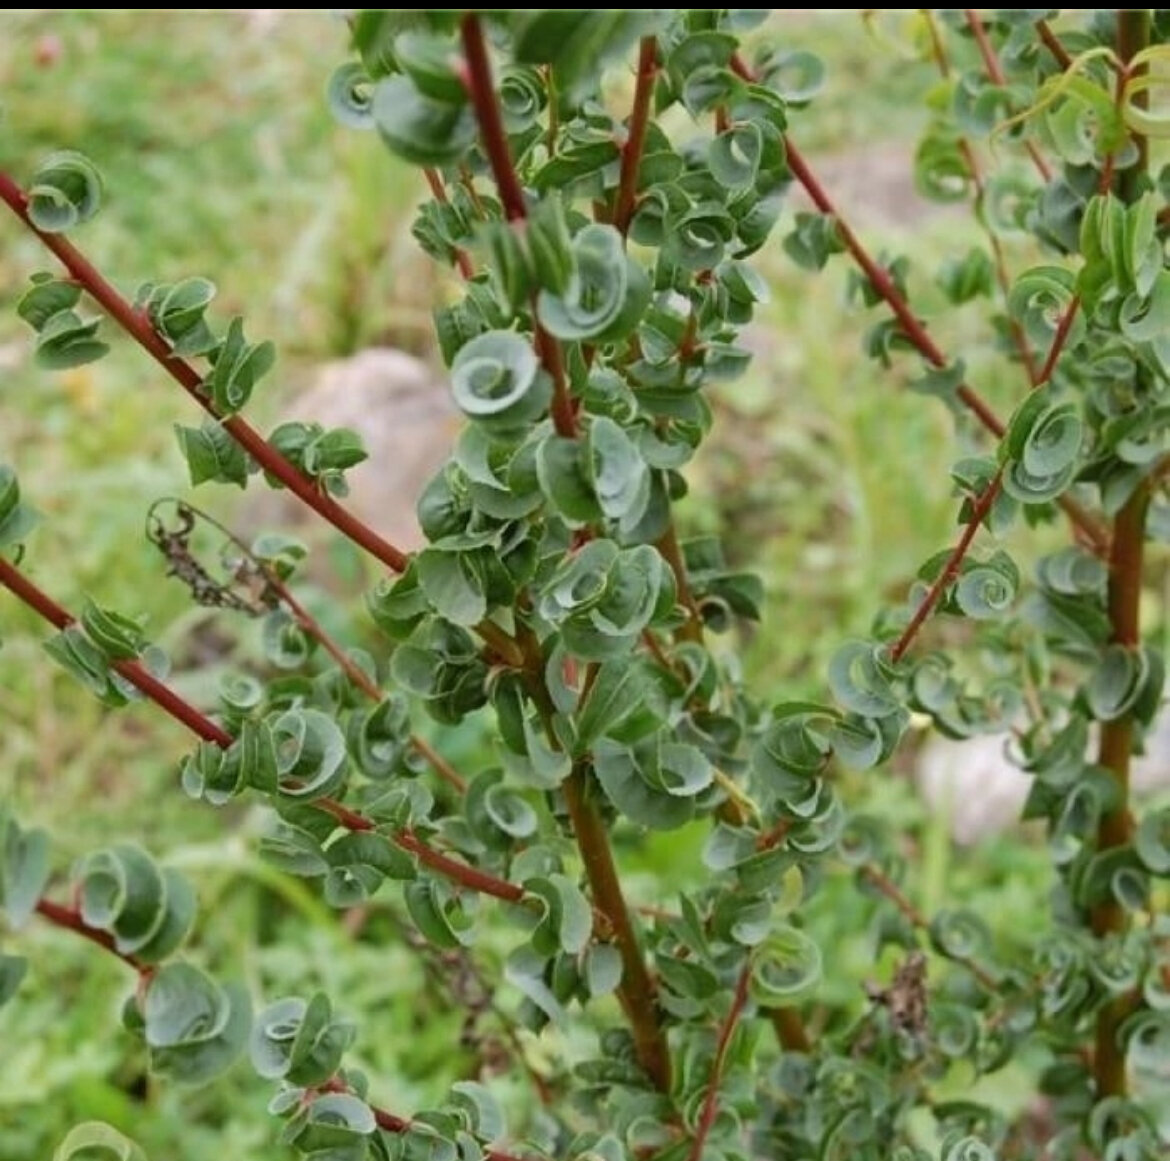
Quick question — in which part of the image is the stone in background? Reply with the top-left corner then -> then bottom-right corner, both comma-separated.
242,348 -> 458,557
916,716 -> 1170,844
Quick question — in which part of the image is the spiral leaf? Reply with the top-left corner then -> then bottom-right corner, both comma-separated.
0,465 -> 39,551
26,150 -> 103,232
450,329 -> 551,435
373,73 -> 476,166
538,224 -> 651,342
750,927 -> 822,1003
138,962 -> 251,1084
272,708 -> 349,800
250,992 -> 356,1086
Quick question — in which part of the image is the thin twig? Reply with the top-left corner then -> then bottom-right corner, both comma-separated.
459,12 -> 577,440
0,171 -> 412,577
920,9 -> 1041,385
688,964 -> 752,1161
0,559 -> 518,902
889,468 -> 1004,664
562,763 -> 672,1091
613,37 -> 658,236
725,53 -> 1109,555
859,865 -> 998,990
35,898 -> 149,973
422,167 -> 475,279
963,10 -> 1052,181
888,292 -> 1083,661
1035,18 -> 1073,71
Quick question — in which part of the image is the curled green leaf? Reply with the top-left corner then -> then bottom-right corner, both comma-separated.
538,224 -> 651,343
26,150 -> 103,232
750,926 -> 822,1003
139,962 -> 251,1084
327,61 -> 375,129
373,73 -> 477,166
272,707 -> 349,800
450,330 -> 552,435
1,814 -> 51,929
76,845 -> 195,963
250,992 -> 356,1086
828,641 -> 900,718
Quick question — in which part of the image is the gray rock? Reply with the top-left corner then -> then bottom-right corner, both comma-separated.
916,714 -> 1170,844
242,348 -> 457,557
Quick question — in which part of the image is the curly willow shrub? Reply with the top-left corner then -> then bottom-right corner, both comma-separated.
3,9 -> 1170,1160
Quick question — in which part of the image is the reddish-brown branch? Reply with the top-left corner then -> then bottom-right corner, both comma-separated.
963,10 -> 1051,182
458,15 -> 576,440
0,557 -> 234,746
655,521 -> 703,643
396,829 -> 524,902
34,898 -> 148,973
1091,483 -> 1148,1096
0,561 -> 519,903
1036,18 -> 1073,71
889,290 -> 1083,663
779,136 -> 1007,435
422,167 -> 474,279
1036,295 -> 1081,385
271,576 -> 466,793
533,322 -> 577,439
613,37 -> 658,237
563,766 -> 671,1091
320,1078 -> 530,1161
727,54 -> 1107,553
0,173 -> 411,576
920,12 -> 1040,384
889,468 -> 1004,664
688,964 -> 751,1161
859,865 -> 998,990
459,14 -> 527,223
1091,12 -> 1151,1101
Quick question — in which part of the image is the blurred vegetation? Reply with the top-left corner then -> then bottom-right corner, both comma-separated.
0,11 -> 1066,1157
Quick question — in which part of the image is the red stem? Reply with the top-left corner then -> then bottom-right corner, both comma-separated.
779,135 -> 1007,436
1036,18 -> 1073,71
921,13 -> 1040,385
562,766 -> 672,1090
272,576 -> 466,793
459,15 -> 527,224
655,520 -> 703,643
1036,295 -> 1081,385
458,14 -> 576,440
963,10 -> 1052,182
320,1079 -> 530,1161
888,467 -> 1005,664
729,52 -> 1105,553
0,173 -> 410,576
396,829 -> 523,903
35,898 -> 148,973
423,167 -> 475,279
613,37 -> 658,236
0,560 -> 517,902
0,556 -> 233,746
1091,12 -> 1151,1102
889,291 -> 1083,662
688,964 -> 752,1161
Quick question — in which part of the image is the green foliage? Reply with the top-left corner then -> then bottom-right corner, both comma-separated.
3,9 -> 1170,1161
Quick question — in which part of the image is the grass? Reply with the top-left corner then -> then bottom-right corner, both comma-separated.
0,11 -> 1067,1158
